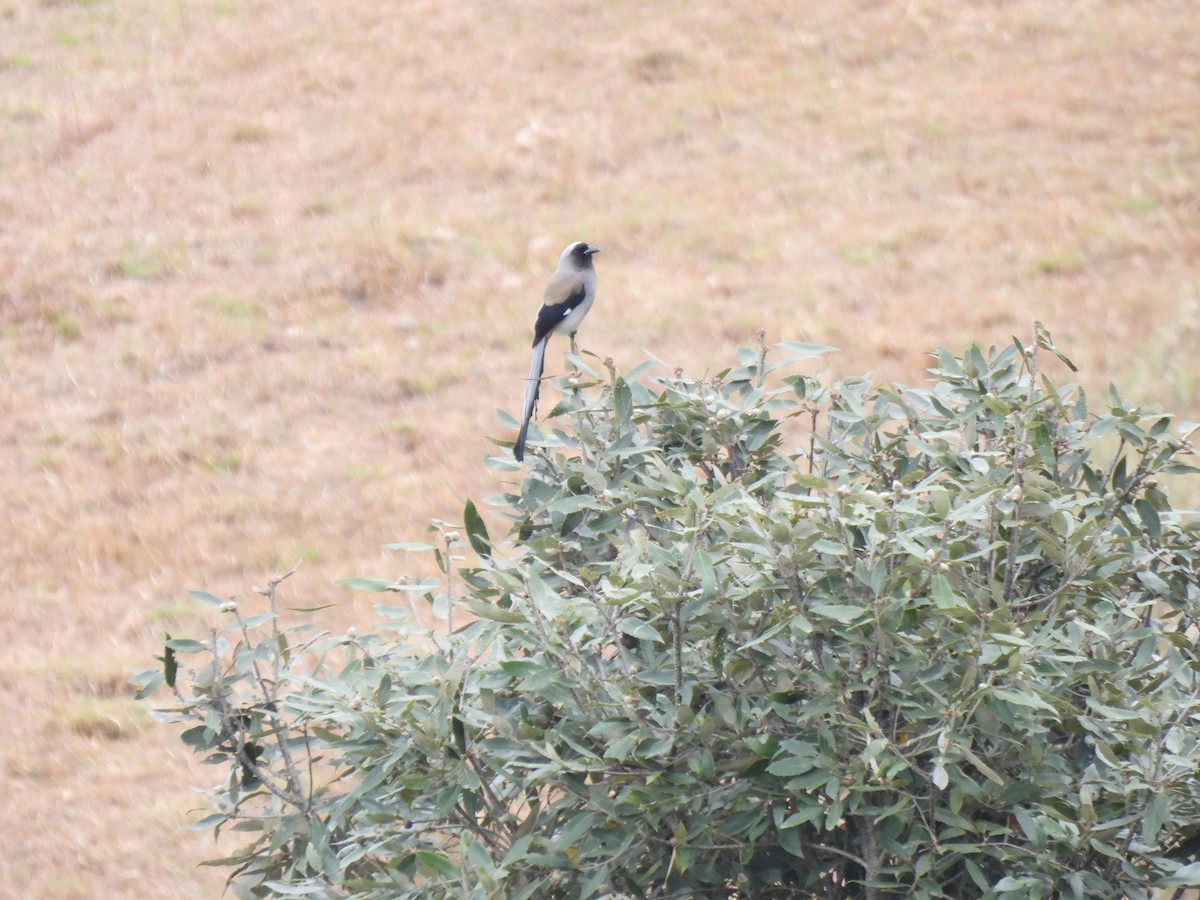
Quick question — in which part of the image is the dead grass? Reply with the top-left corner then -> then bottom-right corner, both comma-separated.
1,0 -> 1197,895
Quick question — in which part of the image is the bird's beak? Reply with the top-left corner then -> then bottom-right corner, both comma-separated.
585,246 -> 600,255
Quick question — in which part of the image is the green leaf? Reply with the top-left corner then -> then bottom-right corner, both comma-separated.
1136,569 -> 1170,594
614,376 -> 633,424
131,669 -> 164,700
1088,837 -> 1122,860
164,638 -> 207,654
619,617 -> 664,643
1050,345 -> 1079,372
778,806 -> 824,829
964,857 -> 989,891
554,811 -> 600,852
790,473 -> 829,490
767,755 -> 819,777
1141,793 -> 1169,846
1160,861 -> 1200,887
776,340 -> 839,360
777,821 -> 805,857
545,494 -> 602,515
185,589 -> 225,608
994,876 -> 1033,890
335,576 -> 438,593
735,346 -> 758,366
526,571 -> 565,618
413,849 -> 458,880
958,743 -> 1006,786
501,835 -> 535,871
693,549 -> 717,600
463,596 -> 525,624
605,733 -> 638,762
931,574 -> 968,611
163,635 -> 178,688
186,813 -> 228,831
963,342 -> 987,378
232,612 -> 276,629
463,499 -> 492,558
808,603 -> 867,624
992,688 -> 1057,713
1134,497 -> 1161,539
812,539 -> 848,556
768,740 -> 819,777
335,577 -> 398,592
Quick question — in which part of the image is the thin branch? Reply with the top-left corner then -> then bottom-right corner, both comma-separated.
242,565 -> 309,813
1002,334 -> 1040,604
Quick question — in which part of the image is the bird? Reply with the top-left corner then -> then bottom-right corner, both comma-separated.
513,240 -> 600,462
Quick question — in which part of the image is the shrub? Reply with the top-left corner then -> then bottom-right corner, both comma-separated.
137,328 -> 1200,899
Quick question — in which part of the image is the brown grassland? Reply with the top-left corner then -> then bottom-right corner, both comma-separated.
1,0 -> 1197,896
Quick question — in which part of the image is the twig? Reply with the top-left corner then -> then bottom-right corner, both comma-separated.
1002,332 -> 1040,604
243,564 -> 310,813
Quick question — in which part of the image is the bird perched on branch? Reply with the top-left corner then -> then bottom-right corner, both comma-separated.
513,241 -> 600,462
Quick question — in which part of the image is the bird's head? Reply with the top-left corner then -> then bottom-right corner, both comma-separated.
562,241 -> 600,265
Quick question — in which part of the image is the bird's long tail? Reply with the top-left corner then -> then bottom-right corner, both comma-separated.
514,336 -> 548,461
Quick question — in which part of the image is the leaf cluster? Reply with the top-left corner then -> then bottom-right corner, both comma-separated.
138,329 -> 1200,899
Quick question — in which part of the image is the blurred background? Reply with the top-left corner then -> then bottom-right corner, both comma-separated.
1,0 -> 1196,895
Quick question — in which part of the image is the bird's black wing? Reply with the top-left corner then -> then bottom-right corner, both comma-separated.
532,279 -> 588,347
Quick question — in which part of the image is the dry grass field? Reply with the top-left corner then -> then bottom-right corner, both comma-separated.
1,0 -> 1197,896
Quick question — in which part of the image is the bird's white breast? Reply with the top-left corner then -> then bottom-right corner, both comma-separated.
555,292 -> 594,336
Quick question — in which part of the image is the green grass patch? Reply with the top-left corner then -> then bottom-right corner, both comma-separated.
0,53 -> 34,71
231,122 -> 270,144
1033,251 -> 1083,277
52,696 -> 147,740
344,462 -> 386,482
48,312 -> 82,341
837,243 -> 887,266
205,291 -> 265,319
113,244 -> 172,279
201,450 -> 242,474
1112,194 -> 1159,215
